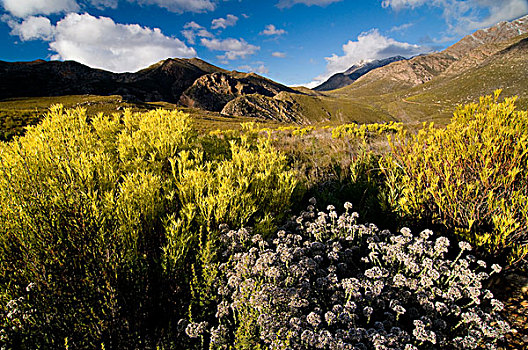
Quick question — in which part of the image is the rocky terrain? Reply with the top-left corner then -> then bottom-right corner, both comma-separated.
221,93 -> 302,122
339,15 -> 528,96
180,71 -> 295,112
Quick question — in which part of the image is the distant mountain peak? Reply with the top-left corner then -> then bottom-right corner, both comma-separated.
444,14 -> 528,59
314,55 -> 407,91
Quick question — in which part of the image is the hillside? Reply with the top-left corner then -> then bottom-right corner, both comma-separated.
405,35 -> 528,114
325,15 -> 528,124
0,58 -> 225,103
336,15 -> 528,97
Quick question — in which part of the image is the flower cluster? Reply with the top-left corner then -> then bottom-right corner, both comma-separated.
186,202 -> 510,349
1,283 -> 36,343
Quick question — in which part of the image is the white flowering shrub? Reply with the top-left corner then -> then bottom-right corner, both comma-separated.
186,202 -> 510,349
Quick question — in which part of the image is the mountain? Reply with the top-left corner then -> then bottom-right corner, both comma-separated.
314,56 -> 407,91
1,15 -> 528,127
0,60 -> 118,99
0,58 -> 224,103
402,35 -> 528,110
117,58 -> 225,102
336,15 -> 528,97
323,14 -> 528,124
0,57 -> 294,114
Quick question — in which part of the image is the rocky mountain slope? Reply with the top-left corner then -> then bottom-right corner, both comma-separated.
180,71 -> 295,112
406,35 -> 528,107
221,93 -> 302,123
117,58 -> 225,102
314,56 -> 407,91
336,15 -> 528,97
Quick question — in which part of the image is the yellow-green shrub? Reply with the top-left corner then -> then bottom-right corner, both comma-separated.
0,105 -> 299,348
292,126 -> 315,137
0,105 -> 193,347
382,91 -> 528,264
332,121 -> 403,140
164,136 -> 297,324
177,138 -> 296,228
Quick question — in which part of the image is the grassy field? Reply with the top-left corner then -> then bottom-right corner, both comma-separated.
0,94 -> 287,140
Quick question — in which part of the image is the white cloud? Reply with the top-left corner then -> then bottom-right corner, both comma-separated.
8,16 -> 55,40
260,24 -> 286,36
1,0 -> 217,17
211,14 -> 238,30
237,64 -> 269,75
1,0 -> 79,18
130,0 -> 216,13
276,0 -> 342,9
389,22 -> 414,32
90,0 -> 118,9
381,0 -> 426,10
200,37 -> 259,60
182,21 -> 213,44
382,0 -> 528,34
460,0 -> 528,31
272,51 -> 286,58
9,13 -> 196,72
306,29 -> 426,87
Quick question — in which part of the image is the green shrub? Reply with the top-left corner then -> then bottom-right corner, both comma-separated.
0,105 -> 192,347
382,91 -> 528,265
0,105 -> 298,348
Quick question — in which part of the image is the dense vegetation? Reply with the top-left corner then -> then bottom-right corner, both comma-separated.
0,91 -> 526,349
382,92 -> 528,264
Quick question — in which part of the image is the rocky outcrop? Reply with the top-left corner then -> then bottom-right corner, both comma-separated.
179,72 -> 296,112
221,94 -> 301,123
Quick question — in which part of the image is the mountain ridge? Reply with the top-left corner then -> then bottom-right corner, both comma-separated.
1,15 -> 527,126
0,57 -> 226,103
334,14 -> 528,96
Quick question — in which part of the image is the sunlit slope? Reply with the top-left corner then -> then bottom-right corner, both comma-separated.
322,33 -> 528,125
283,92 -> 395,124
406,36 -> 528,113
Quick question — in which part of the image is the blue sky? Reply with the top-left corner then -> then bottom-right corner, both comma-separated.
1,0 -> 527,87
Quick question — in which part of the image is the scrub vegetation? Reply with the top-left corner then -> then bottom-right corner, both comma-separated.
0,91 -> 526,349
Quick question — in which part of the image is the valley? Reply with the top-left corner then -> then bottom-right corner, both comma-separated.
1,12 -> 528,350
